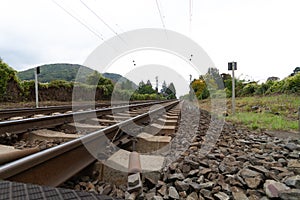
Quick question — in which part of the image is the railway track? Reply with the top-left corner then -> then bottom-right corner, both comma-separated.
0,100 -> 154,121
0,100 -> 172,163
0,100 -> 181,191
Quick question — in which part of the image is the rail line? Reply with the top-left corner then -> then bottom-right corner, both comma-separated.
0,100 -> 155,120
0,100 -> 180,188
0,101 -> 167,134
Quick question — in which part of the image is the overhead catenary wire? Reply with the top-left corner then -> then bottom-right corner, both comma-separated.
155,0 -> 167,31
79,0 -> 128,45
189,0 -> 193,34
52,0 -> 104,41
52,0 -> 120,52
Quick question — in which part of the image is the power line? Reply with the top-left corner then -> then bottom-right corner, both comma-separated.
79,0 -> 127,44
155,0 -> 166,30
189,0 -> 193,34
52,0 -> 104,40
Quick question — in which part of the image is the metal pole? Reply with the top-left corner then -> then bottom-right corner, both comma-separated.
232,64 -> 235,115
189,74 -> 192,101
298,106 -> 300,133
155,76 -> 158,100
35,67 -> 39,108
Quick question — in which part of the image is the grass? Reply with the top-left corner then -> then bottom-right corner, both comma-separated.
198,94 -> 300,132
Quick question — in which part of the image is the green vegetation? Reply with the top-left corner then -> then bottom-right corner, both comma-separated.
226,94 -> 299,131
18,63 -> 94,82
17,63 -> 136,87
0,59 -> 176,102
0,58 -> 20,100
189,67 -> 300,132
190,67 -> 300,100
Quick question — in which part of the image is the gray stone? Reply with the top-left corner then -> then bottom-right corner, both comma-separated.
157,185 -> 167,196
168,173 -> 185,181
231,187 -> 248,200
248,165 -> 269,174
184,158 -> 199,169
189,182 -> 201,191
264,179 -> 290,198
145,192 -> 156,200
168,186 -> 179,199
288,160 -> 300,174
151,196 -> 163,200
285,143 -> 300,151
284,175 -> 300,189
279,189 -> 300,200
289,151 -> 300,159
244,176 -> 262,189
199,181 -> 214,189
182,164 -> 191,173
214,192 -> 229,200
188,169 -> 199,176
102,184 -> 112,195
186,192 -> 198,200
174,180 -> 189,191
240,168 -> 261,179
199,189 -> 212,199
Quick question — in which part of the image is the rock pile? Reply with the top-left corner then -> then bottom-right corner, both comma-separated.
140,106 -> 300,199
64,103 -> 300,200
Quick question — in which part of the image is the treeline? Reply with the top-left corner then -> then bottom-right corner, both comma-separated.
0,59 -> 177,102
185,67 -> 300,100
113,79 -> 176,100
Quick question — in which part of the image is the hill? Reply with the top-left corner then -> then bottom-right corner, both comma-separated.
18,63 -> 93,83
17,63 -> 134,85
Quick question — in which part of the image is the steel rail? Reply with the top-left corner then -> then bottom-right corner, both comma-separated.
0,100 -> 169,134
0,100 -> 179,186
0,100 -> 155,120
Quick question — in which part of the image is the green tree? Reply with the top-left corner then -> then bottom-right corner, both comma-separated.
160,81 -> 167,95
86,71 -> 113,86
291,67 -> 300,76
137,80 -> 156,94
191,77 -> 209,100
0,59 -> 19,100
206,67 -> 224,89
165,82 -> 176,99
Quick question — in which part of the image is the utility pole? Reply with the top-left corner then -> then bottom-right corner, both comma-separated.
35,67 -> 40,108
155,76 -> 158,100
228,62 -> 237,115
189,74 -> 192,101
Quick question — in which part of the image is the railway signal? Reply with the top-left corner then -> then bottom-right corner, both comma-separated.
228,62 -> 237,115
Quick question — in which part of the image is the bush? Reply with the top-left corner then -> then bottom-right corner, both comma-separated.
282,73 -> 300,94
241,83 -> 257,96
48,80 -> 74,88
0,60 -> 19,100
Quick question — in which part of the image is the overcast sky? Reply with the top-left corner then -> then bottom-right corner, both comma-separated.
1,0 -> 300,94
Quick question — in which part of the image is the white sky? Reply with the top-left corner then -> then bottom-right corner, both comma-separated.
1,0 -> 300,96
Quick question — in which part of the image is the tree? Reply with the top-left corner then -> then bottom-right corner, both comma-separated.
160,81 -> 167,94
165,82 -> 176,99
146,80 -> 152,86
267,77 -> 279,82
0,59 -> 19,100
86,71 -> 113,86
137,80 -> 156,94
121,80 -> 135,90
291,67 -> 300,76
86,71 -> 114,97
191,77 -> 209,100
206,67 -> 224,89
